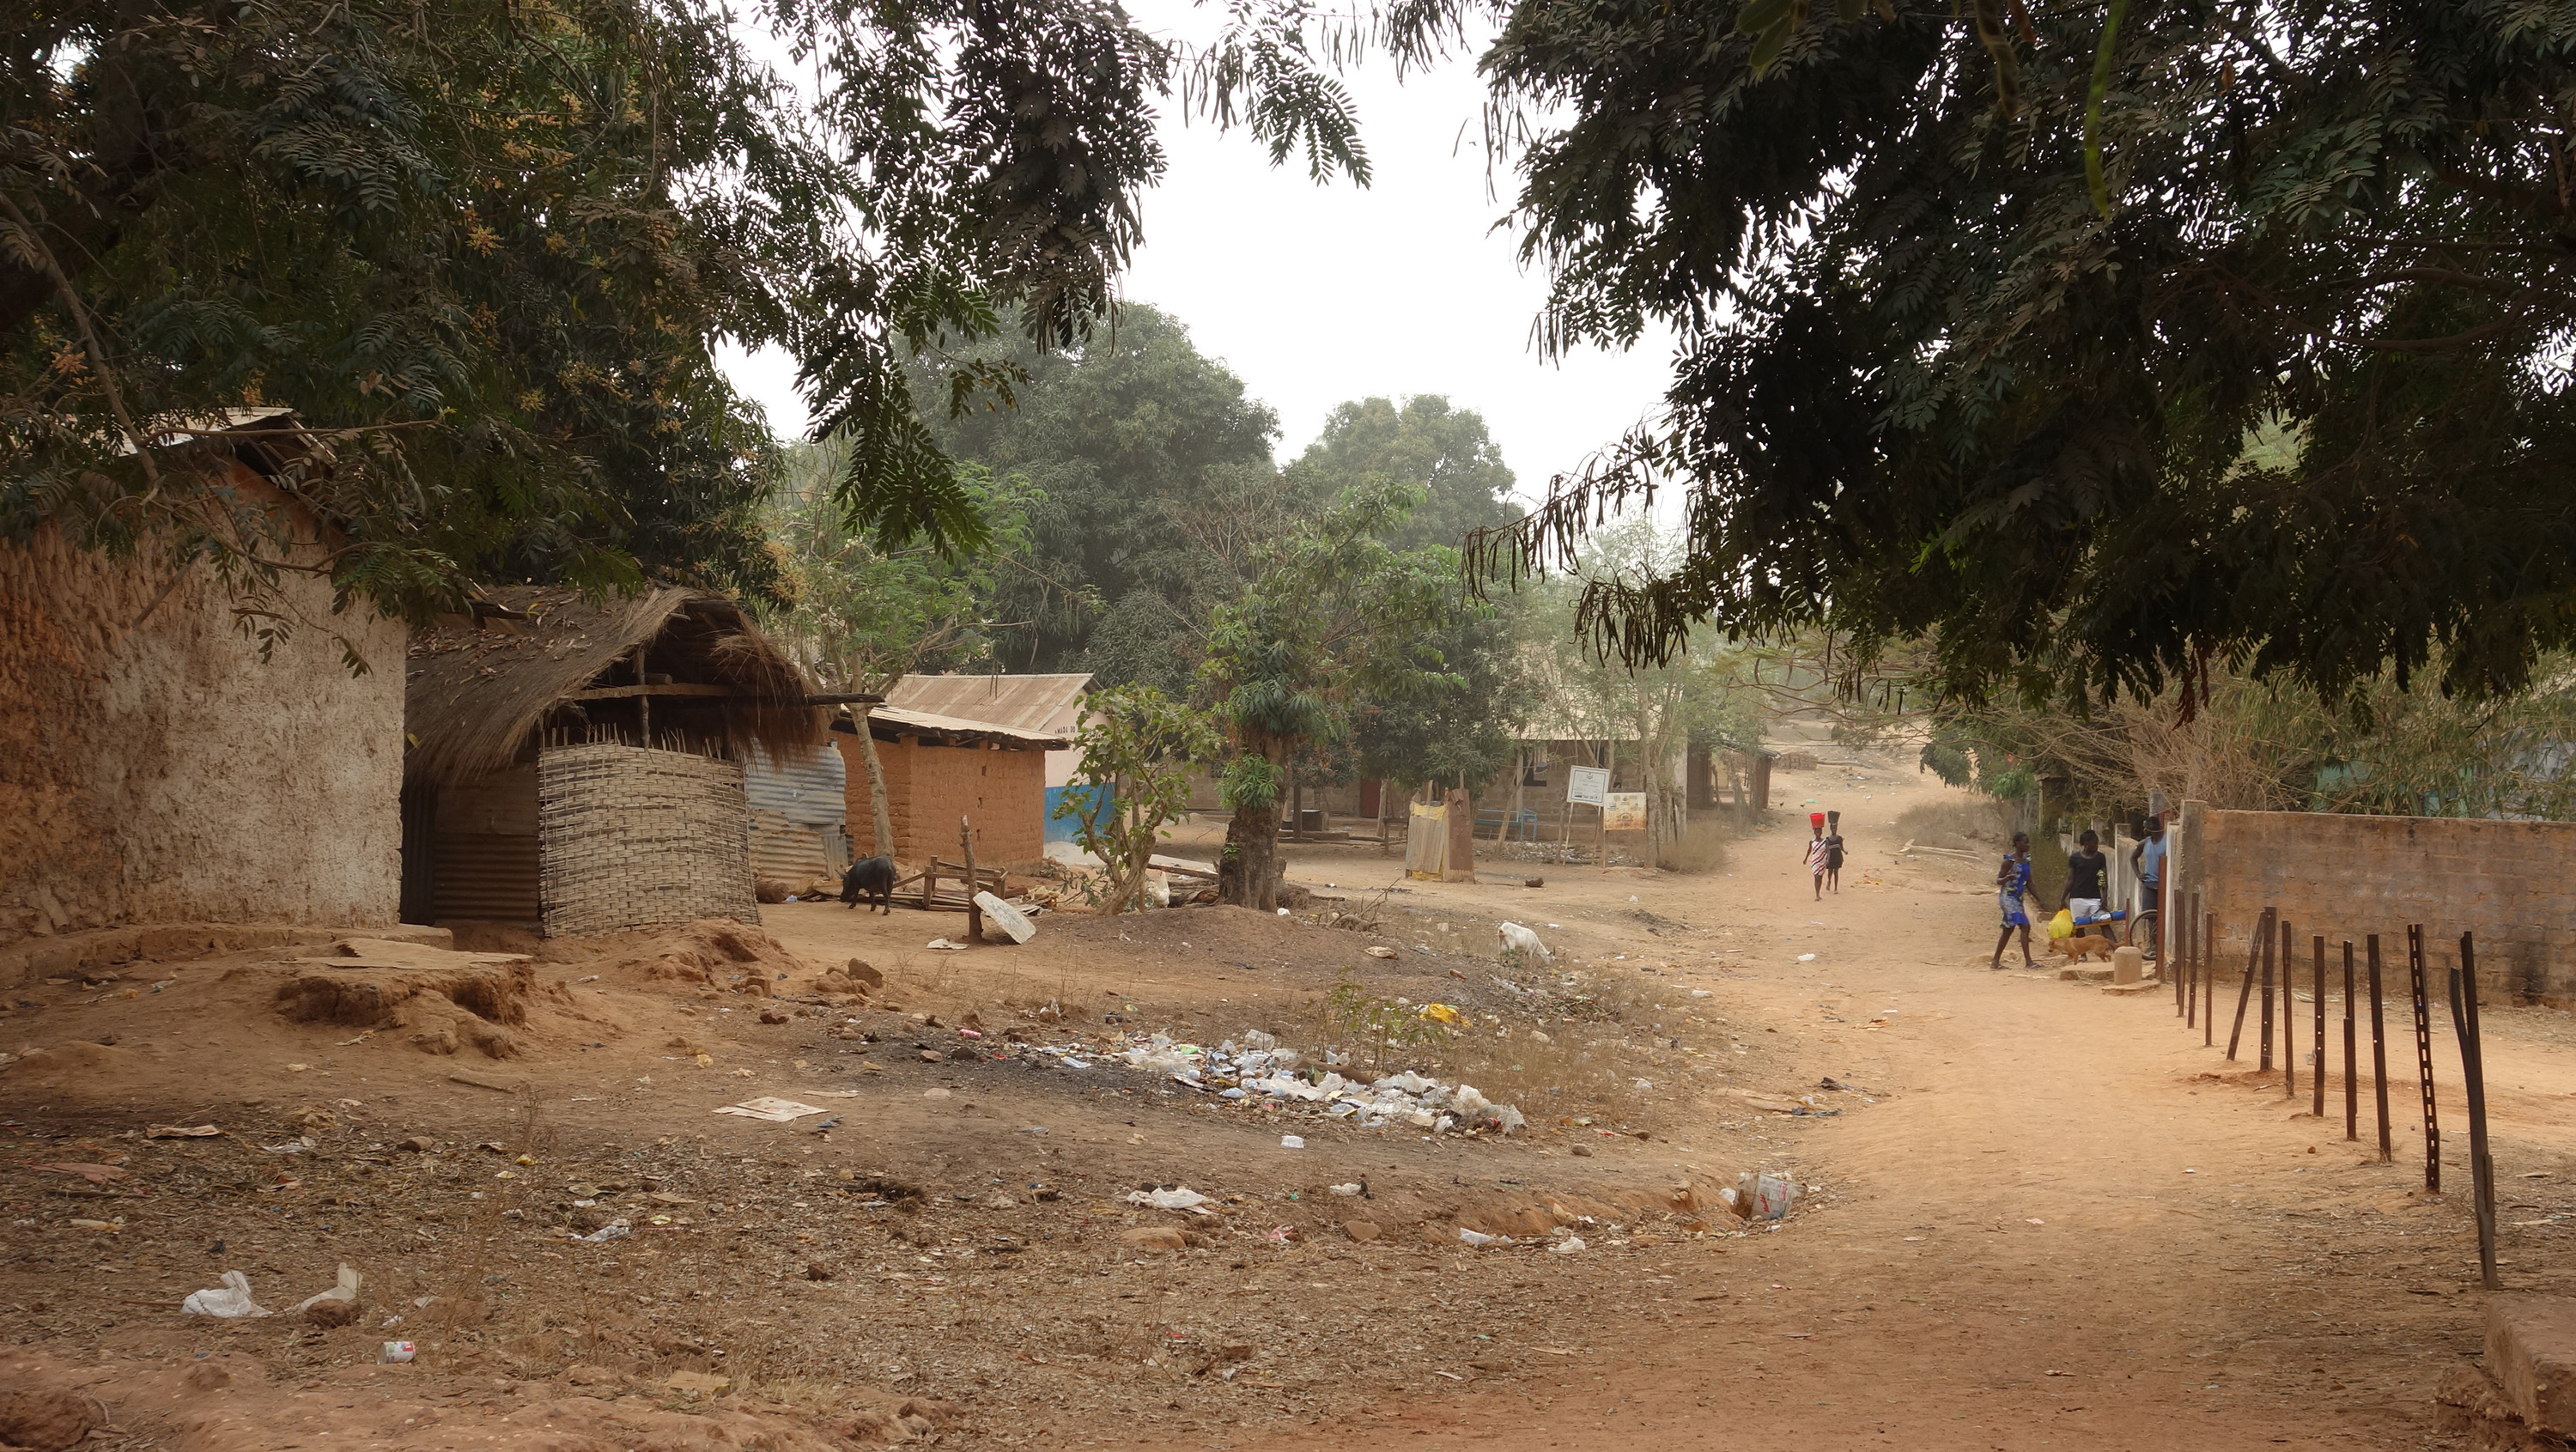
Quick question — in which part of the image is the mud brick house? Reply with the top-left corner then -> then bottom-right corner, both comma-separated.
884,671 -> 1092,805
834,707 -> 1069,866
0,409 -> 407,944
403,587 -> 854,935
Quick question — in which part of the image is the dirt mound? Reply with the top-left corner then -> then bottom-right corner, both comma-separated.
440,919 -> 826,997
266,939 -> 570,1059
568,919 -> 820,995
0,1346 -> 941,1452
3,1039 -> 144,1087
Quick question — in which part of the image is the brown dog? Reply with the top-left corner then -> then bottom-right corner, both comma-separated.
2050,933 -> 2115,963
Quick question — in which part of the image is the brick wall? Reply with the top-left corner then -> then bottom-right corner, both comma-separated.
837,735 -> 1047,865
2175,803 -> 2576,1002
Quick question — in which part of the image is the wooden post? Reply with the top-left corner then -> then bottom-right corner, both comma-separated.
921,856 -> 936,911
2182,892 -> 2196,1025
2456,935 -> 2500,1290
634,645 -> 651,747
2176,908 -> 2188,1016
2257,920 -> 2275,1072
2280,917 -> 2295,1097
2227,908 -> 2273,1060
2368,934 -> 2392,1163
2409,924 -> 2440,1194
2312,935 -> 2327,1118
2342,940 -> 2359,1142
960,817 -> 983,944
2203,905 -> 2215,1047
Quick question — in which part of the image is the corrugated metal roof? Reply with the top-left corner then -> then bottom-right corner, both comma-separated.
863,704 -> 1071,750
886,673 -> 1091,735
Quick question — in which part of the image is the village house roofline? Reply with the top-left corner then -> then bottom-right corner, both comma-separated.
404,585 -> 821,790
834,704 -> 1072,751
884,672 -> 1093,736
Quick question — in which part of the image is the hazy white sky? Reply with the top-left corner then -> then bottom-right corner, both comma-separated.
716,5 -> 1679,508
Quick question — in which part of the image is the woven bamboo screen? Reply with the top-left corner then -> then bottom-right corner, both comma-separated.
538,742 -> 757,937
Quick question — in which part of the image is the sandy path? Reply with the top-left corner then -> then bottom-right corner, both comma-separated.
1159,762 -> 2561,1452
11,756 -> 2568,1452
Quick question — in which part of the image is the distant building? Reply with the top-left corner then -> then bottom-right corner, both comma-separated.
835,707 -> 1070,866
0,409 -> 407,943
402,586 -> 836,935
882,672 -> 1094,842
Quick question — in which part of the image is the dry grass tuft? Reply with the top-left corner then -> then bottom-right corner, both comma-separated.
1894,799 -> 2012,850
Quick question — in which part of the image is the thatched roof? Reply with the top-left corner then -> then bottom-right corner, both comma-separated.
405,586 -> 821,790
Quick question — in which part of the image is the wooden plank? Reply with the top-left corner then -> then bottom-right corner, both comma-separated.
560,684 -> 883,705
562,683 -> 732,702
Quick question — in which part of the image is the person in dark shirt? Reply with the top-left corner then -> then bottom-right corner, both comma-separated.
2063,829 -> 2108,926
1821,810 -> 1846,894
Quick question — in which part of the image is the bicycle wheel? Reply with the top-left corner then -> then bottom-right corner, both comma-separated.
2125,910 -> 2160,956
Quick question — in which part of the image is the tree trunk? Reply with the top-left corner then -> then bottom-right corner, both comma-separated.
1218,797 -> 1280,909
1642,736 -> 1665,868
855,708 -> 895,857
1108,780 -> 1153,914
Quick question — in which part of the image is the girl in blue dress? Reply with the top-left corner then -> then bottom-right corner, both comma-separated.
1990,832 -> 2035,970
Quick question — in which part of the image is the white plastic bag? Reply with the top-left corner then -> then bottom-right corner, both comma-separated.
181,1270 -> 271,1318
290,1264 -> 361,1317
1735,1171 -> 1800,1221
1126,1187 -> 1211,1212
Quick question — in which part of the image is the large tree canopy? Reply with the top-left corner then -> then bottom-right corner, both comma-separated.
2,0 -> 1361,629
1374,0 -> 2576,708
1289,395 -> 1517,553
914,303 -> 1286,681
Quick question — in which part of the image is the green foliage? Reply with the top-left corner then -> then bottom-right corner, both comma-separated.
1930,657 -> 2576,823
1321,965 -> 1454,1078
1286,395 -> 1531,797
1201,479 -> 1466,902
1054,683 -> 1224,913
914,304 -> 1288,677
1316,0 -> 2576,709
1287,396 -> 1517,555
3,0 -> 1367,643
752,438 -> 1040,690
1220,754 -> 1285,816
1201,481 -> 1463,754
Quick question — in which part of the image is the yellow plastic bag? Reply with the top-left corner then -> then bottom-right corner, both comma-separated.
2046,908 -> 2075,940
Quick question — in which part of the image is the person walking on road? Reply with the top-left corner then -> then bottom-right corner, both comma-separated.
1804,820 -> 1830,901
1990,832 -> 2036,970
1821,811 -> 1846,895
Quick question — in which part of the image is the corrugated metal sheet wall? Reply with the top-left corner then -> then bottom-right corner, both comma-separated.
747,750 -> 850,882
432,831 -> 541,923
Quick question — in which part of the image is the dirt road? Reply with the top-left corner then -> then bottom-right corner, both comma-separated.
2,755 -> 2563,1451
1186,767 -> 2576,1452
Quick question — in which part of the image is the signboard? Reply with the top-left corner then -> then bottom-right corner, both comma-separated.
1602,793 -> 1647,832
1565,765 -> 1611,807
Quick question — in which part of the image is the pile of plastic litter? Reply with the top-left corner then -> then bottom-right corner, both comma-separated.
1115,1030 -> 1526,1135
